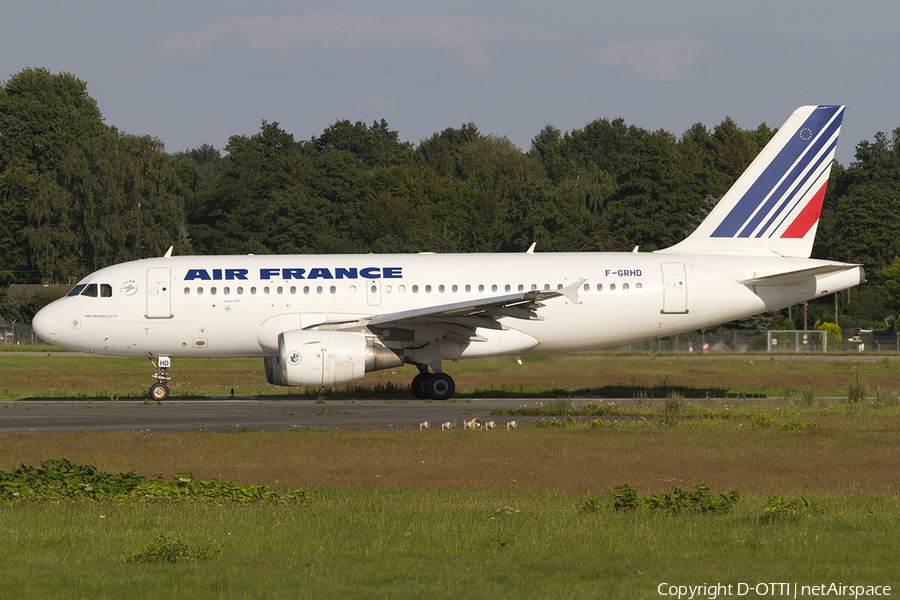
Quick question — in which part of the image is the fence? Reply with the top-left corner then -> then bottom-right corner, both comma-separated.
610,329 -> 900,354
0,323 -> 37,346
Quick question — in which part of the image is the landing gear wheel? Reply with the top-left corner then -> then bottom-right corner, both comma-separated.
411,373 -> 431,399
426,373 -> 455,401
149,382 -> 169,401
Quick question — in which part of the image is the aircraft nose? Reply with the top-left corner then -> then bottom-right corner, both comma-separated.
32,304 -> 57,342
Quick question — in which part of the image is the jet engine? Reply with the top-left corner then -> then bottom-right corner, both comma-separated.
272,330 -> 403,387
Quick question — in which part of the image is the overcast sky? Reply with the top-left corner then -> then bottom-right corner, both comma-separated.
2,1 -> 897,165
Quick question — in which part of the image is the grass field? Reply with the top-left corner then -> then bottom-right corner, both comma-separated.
4,348 -> 900,399
1,352 -> 900,598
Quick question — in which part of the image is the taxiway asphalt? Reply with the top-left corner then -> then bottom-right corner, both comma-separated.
0,397 -> 578,433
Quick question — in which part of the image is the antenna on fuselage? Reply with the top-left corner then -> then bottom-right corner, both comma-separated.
163,246 -> 173,258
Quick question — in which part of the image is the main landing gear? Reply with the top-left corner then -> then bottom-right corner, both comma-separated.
149,356 -> 171,401
411,368 -> 456,401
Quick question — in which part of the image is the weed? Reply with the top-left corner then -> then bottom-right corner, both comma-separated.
605,483 -> 739,514
124,533 -> 220,563
874,386 -> 898,407
846,368 -> 869,403
782,420 -> 818,430
611,483 -> 639,511
800,385 -> 816,406
578,497 -> 603,513
750,413 -> 775,429
759,494 -> 826,523
643,484 -> 739,514
659,392 -> 685,425
0,459 -> 309,504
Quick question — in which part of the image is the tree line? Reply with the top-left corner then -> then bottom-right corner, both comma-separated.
2,68 -> 900,331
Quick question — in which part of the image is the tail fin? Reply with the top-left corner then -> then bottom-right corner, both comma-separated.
660,105 -> 844,258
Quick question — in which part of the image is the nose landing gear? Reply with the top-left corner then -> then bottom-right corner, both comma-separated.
149,356 -> 171,401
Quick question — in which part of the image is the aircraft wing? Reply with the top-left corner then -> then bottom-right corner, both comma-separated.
309,279 -> 584,341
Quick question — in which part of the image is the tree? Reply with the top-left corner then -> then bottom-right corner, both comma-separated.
0,165 -> 39,283
0,68 -> 107,173
313,119 -> 414,167
187,121 -> 304,255
28,131 -> 187,282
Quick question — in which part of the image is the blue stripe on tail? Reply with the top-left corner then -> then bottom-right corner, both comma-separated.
711,105 -> 842,238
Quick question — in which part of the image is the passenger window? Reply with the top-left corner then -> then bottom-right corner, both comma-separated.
304,286 -> 310,294
184,287 -> 191,295
478,284 -> 484,292
412,285 -> 419,293
250,287 -> 257,295
543,284 -> 550,291
636,283 -> 642,289
465,284 -> 471,293
504,284 -> 511,292
290,286 -> 296,294
452,285 -> 458,293
610,284 -> 617,291
263,286 -> 270,294
623,283 -> 630,290
330,286 -> 336,294
491,284 -> 497,292
237,287 -> 244,295
583,283 -> 589,292
100,284 -> 112,297
224,287 -> 230,295
210,287 -> 217,295
398,285 -> 405,293
316,286 -> 323,294
197,287 -> 204,296
518,284 -> 524,292
81,283 -> 98,297
531,284 -> 538,291
439,285 -> 445,293
425,285 -> 432,293
597,284 -> 603,291
276,286 -> 283,295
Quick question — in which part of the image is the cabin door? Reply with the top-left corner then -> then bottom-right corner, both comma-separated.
660,262 -> 688,314
146,267 -> 173,318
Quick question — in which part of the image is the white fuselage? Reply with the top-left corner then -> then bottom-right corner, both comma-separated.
33,251 -> 862,360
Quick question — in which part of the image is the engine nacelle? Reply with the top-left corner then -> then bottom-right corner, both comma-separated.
275,330 -> 403,387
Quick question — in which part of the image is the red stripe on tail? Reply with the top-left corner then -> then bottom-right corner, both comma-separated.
781,181 -> 828,239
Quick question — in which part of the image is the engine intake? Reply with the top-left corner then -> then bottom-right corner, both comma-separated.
272,330 -> 402,387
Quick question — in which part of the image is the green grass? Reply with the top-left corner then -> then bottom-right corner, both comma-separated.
5,352 -> 900,400
2,488 -> 899,599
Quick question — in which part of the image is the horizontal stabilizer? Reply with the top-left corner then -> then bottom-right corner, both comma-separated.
738,264 -> 863,287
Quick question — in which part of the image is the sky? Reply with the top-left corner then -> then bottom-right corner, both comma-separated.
2,1 -> 898,165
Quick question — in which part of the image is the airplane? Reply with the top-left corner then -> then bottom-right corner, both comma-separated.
32,105 -> 863,401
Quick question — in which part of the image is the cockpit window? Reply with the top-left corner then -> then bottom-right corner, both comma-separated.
101,284 -> 112,297
67,284 -> 87,297
81,283 -> 98,297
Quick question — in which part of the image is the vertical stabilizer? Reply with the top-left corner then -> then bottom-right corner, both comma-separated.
660,105 -> 844,258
